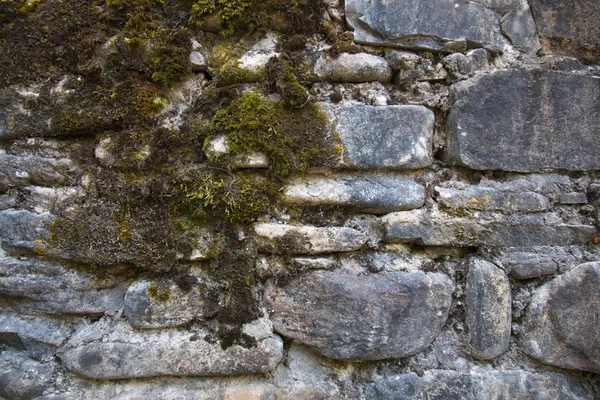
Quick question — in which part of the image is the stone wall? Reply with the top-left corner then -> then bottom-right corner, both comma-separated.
1,0 -> 599,399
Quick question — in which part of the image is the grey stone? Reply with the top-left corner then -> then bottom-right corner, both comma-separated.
502,251 -> 558,279
383,210 -> 596,247
312,53 -> 393,83
0,149 -> 78,192
0,349 -> 54,400
0,209 -> 52,254
283,174 -> 426,213
480,174 -> 572,196
319,103 -> 433,169
253,223 -> 367,254
521,262 -> 600,373
435,184 -> 550,213
203,135 -> 269,169
385,51 -> 448,85
443,49 -> 490,80
367,369 -> 595,400
500,4 -> 541,53
124,273 -> 224,329
190,51 -> 207,72
59,318 -> 283,379
559,192 -> 588,204
466,258 -> 511,360
530,0 -> 600,62
346,0 -> 507,52
0,314 -> 70,360
446,69 -> 600,172
265,265 -> 454,360
0,257 -> 129,315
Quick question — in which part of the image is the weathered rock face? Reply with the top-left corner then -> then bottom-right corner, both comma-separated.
283,175 -> 425,213
367,370 -> 596,400
530,0 -> 600,63
319,103 -> 433,169
502,251 -> 558,279
59,319 -> 283,379
0,209 -> 52,254
466,259 -> 511,360
265,265 -> 454,360
521,262 -> 600,373
346,0 -> 507,52
312,53 -> 393,83
0,314 -> 70,360
446,69 -> 600,172
0,349 -> 54,400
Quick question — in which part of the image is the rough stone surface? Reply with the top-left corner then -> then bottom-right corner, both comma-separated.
500,4 -> 541,53
0,314 -> 70,360
435,184 -> 550,213
254,223 -> 367,254
319,102 -> 433,169
367,369 -> 596,400
559,192 -> 588,204
383,210 -> 596,247
283,174 -> 425,213
0,349 -> 54,400
265,265 -> 454,360
312,53 -> 393,83
124,273 -> 224,329
204,135 -> 269,169
385,51 -> 448,85
521,262 -> 600,373
0,209 -> 52,254
190,51 -> 207,72
447,69 -> 600,172
530,0 -> 600,62
346,0 -> 507,52
59,318 -> 283,379
502,251 -> 558,279
442,49 -> 490,80
466,259 -> 511,360
0,257 -> 129,315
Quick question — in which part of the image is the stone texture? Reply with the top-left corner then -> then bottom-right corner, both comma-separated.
367,369 -> 595,400
265,265 -> 454,360
385,51 -> 448,85
312,53 -> 393,83
0,209 -> 52,254
0,257 -> 129,315
559,192 -> 588,204
283,175 -> 425,214
204,135 -> 269,169
383,210 -> 596,247
466,259 -> 511,360
435,184 -> 550,213
521,262 -> 600,373
500,4 -> 541,53
443,49 -> 490,80
190,51 -> 207,72
530,0 -> 600,62
502,251 -> 558,279
346,0 -> 507,52
59,318 -> 283,379
0,349 -> 54,400
254,223 -> 367,254
124,273 -> 224,329
319,103 -> 433,169
447,69 -> 600,172
0,314 -> 70,360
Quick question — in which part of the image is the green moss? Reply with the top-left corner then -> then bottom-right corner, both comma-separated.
148,28 -> 191,85
264,56 -> 308,107
148,280 -> 171,302
17,0 -> 45,15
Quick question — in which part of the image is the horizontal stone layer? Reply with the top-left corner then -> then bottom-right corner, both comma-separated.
312,53 -> 393,83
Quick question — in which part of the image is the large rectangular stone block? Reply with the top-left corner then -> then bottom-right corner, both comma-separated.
446,69 -> 600,172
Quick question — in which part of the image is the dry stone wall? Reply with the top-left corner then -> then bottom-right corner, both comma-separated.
0,0 -> 599,399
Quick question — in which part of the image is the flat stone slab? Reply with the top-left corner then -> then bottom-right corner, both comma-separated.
0,209 -> 52,254
59,319 -> 283,379
367,369 -> 596,400
446,69 -> 600,172
466,259 -> 511,360
0,257 -> 129,315
530,0 -> 600,62
346,0 -> 507,52
319,103 -> 433,169
383,210 -> 596,247
502,251 -> 558,279
0,314 -> 71,360
254,223 -> 367,254
312,53 -> 392,83
265,265 -> 454,360
283,174 -> 425,214
124,273 -> 224,329
0,349 -> 54,400
521,262 -> 600,373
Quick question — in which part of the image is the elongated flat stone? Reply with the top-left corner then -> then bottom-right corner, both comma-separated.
346,0 -> 507,52
59,319 -> 283,379
265,265 -> 454,360
466,259 -> 511,360
435,185 -> 550,213
319,103 -> 433,169
283,175 -> 425,214
312,53 -> 393,83
446,70 -> 600,172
